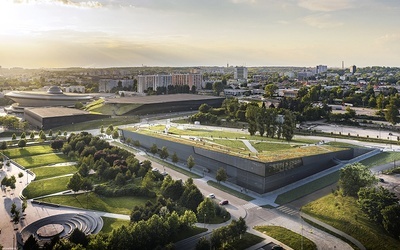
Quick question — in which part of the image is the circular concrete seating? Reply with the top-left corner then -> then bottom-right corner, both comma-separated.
20,213 -> 103,245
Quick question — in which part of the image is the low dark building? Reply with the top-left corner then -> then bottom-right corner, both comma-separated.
105,94 -> 225,115
24,107 -> 110,130
121,129 -> 372,194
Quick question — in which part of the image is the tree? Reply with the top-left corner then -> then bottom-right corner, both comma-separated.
23,234 -> 40,250
115,172 -> 125,186
150,143 -> 158,154
171,152 -> 179,163
22,199 -> 27,214
179,210 -> 197,228
199,103 -> 211,113
0,141 -> 7,150
159,146 -> 169,159
48,129 -> 53,137
339,163 -> 377,197
20,132 -> 26,139
67,173 -> 82,194
100,125 -> 104,134
11,133 -> 16,140
78,163 -> 89,177
142,171 -> 156,190
196,237 -> 211,250
17,139 -> 26,148
382,204 -> 400,238
264,83 -> 278,98
69,228 -> 89,247
40,132 -> 47,141
385,99 -> 399,125
112,129 -> 119,139
197,198 -> 216,222
213,82 -> 224,96
282,110 -> 295,141
30,132 -> 35,140
358,186 -> 398,224
51,140 -> 64,151
216,167 -> 227,183
187,155 -> 195,171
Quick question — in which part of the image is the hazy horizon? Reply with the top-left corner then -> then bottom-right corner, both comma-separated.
1,0 -> 399,69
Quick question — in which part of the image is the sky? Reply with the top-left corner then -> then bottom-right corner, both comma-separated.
0,0 -> 399,69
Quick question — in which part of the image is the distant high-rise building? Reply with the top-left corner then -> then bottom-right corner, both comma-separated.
350,65 -> 357,74
342,61 -> 344,69
234,66 -> 248,80
316,65 -> 328,74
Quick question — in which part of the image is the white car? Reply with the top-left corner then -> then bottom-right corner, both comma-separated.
208,193 -> 216,199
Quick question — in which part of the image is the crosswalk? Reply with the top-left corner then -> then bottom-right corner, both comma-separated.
276,206 -> 299,216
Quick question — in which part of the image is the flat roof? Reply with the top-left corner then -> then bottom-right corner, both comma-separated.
105,93 -> 224,104
25,107 -> 90,118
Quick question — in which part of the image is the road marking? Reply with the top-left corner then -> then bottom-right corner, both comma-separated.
276,206 -> 299,216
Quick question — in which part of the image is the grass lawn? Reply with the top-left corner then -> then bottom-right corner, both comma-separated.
251,141 -> 294,152
32,165 -> 78,180
23,175 -> 71,199
207,181 -> 253,201
360,151 -> 400,168
3,145 -> 54,158
143,125 -> 319,145
101,217 -> 130,233
254,225 -> 317,250
325,141 -> 365,148
38,192 -> 156,215
209,138 -> 248,151
275,171 -> 339,205
301,194 -> 400,250
14,153 -> 71,169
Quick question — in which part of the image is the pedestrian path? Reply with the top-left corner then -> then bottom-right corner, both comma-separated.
242,140 -> 258,153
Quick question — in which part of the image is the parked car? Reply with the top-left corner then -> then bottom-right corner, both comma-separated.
208,193 -> 215,199
219,200 -> 229,205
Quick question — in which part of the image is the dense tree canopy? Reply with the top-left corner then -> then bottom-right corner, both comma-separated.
339,163 -> 377,197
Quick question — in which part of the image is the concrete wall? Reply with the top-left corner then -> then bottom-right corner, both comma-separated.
121,130 -> 363,194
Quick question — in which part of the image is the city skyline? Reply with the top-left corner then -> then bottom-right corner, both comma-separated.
1,0 -> 399,69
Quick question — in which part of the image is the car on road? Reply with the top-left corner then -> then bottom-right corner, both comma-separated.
208,193 -> 215,199
219,200 -> 229,205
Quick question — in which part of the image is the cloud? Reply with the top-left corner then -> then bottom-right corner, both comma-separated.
13,0 -> 102,8
302,13 -> 343,28
298,0 -> 354,12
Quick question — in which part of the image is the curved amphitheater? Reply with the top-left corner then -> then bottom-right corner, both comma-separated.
19,213 -> 103,245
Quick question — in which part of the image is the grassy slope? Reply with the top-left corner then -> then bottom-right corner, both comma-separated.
275,171 -> 339,205
23,176 -> 71,198
33,165 -> 78,180
100,217 -> 130,233
3,145 -> 54,158
302,194 -> 400,250
39,192 -> 156,215
360,151 -> 400,168
254,225 -> 317,250
14,153 -> 71,169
